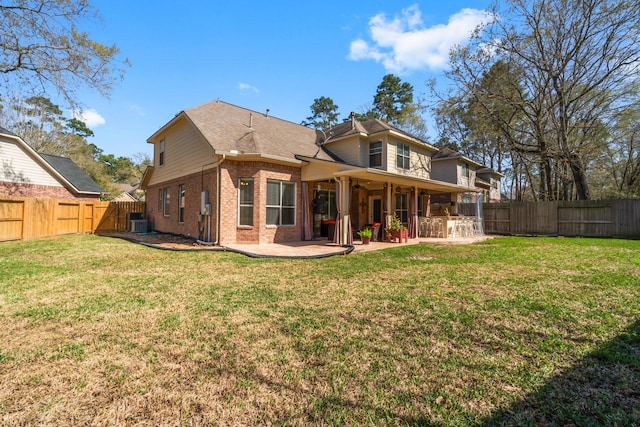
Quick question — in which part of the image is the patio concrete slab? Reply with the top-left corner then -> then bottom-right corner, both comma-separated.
103,232 -> 494,259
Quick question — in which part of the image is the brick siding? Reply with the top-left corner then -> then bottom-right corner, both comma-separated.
0,181 -> 99,201
146,160 -> 303,245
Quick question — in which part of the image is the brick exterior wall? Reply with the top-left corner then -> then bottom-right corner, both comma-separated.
0,181 -> 99,201
220,161 -> 302,245
145,160 -> 303,245
146,168 -> 218,241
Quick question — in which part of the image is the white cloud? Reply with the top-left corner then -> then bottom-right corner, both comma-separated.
348,4 -> 491,73
75,109 -> 106,128
239,82 -> 260,93
129,104 -> 146,117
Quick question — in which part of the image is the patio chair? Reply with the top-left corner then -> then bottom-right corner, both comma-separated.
371,223 -> 381,242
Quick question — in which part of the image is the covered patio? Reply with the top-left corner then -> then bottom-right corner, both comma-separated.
298,156 -> 482,245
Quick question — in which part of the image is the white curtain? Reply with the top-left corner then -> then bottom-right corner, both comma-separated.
301,182 -> 313,240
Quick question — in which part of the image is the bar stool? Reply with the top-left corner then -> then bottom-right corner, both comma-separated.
430,217 -> 443,238
472,218 -> 483,236
419,217 -> 431,237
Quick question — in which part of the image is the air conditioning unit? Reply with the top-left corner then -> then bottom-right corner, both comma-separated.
130,220 -> 148,233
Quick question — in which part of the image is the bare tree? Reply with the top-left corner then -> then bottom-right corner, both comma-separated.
0,0 -> 127,106
445,0 -> 640,200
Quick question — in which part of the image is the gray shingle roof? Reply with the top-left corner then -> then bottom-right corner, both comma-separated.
182,100 -> 334,161
326,118 -> 432,147
39,153 -> 104,194
0,126 -> 17,136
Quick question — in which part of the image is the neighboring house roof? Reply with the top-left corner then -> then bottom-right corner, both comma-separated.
326,117 -> 434,149
112,191 -> 138,202
476,167 -> 505,178
39,154 -> 104,194
149,100 -> 334,163
0,126 -> 103,196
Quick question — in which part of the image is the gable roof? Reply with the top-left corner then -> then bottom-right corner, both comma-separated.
39,154 -> 104,194
149,100 -> 334,162
0,126 -> 103,196
324,117 -> 435,149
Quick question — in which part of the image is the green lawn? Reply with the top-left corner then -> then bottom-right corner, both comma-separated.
0,234 -> 638,426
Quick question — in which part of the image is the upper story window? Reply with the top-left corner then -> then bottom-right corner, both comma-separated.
159,139 -> 165,166
238,178 -> 254,226
396,142 -> 410,170
266,180 -> 295,226
461,162 -> 470,179
369,141 -> 382,168
491,178 -> 499,189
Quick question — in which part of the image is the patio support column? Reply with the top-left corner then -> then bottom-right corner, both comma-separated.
335,176 -> 352,245
340,177 -> 351,245
385,181 -> 393,230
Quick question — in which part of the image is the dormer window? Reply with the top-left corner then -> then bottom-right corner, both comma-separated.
159,139 -> 165,166
369,141 -> 382,168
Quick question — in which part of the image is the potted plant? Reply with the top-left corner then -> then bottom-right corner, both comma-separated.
386,214 -> 408,243
357,228 -> 373,244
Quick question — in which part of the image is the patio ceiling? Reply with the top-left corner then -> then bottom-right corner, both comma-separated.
298,155 -> 477,194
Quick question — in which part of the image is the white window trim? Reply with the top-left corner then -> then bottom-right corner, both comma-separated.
266,180 -> 296,226
159,139 -> 165,166
178,184 -> 185,223
369,141 -> 382,168
396,142 -> 410,170
163,187 -> 170,217
238,178 -> 254,227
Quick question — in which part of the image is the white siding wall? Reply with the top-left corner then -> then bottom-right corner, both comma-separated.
148,118 -> 217,186
325,138 -> 362,166
385,138 -> 433,179
0,138 -> 63,187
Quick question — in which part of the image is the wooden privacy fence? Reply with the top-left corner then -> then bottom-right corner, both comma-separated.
475,199 -> 640,238
0,196 -> 146,242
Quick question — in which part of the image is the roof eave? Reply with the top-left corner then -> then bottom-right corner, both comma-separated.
216,151 -> 305,166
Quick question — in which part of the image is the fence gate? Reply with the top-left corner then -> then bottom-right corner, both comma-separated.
95,201 -> 146,233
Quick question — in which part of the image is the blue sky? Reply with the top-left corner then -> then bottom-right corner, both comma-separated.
78,1 -> 490,158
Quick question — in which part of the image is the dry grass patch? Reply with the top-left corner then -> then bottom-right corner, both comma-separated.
0,234 -> 638,425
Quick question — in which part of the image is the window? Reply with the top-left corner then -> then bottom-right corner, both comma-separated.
491,178 -> 498,189
395,192 -> 409,223
178,185 -> 185,223
266,180 -> 295,225
461,163 -> 470,178
417,193 -> 424,217
158,189 -> 163,211
238,178 -> 254,226
159,140 -> 165,166
163,187 -> 170,216
396,142 -> 410,170
369,141 -> 382,168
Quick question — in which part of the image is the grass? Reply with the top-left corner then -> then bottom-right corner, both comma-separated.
0,234 -> 638,426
